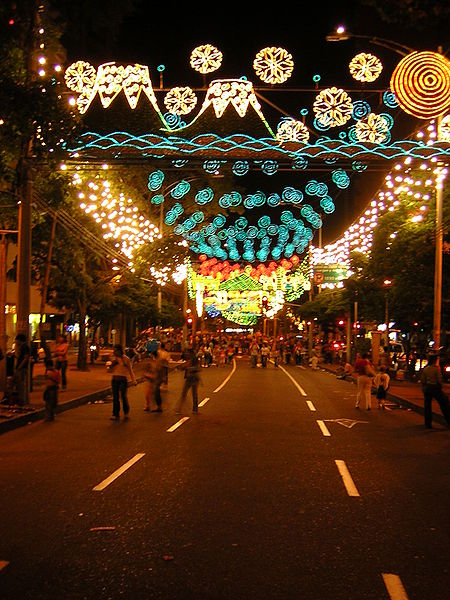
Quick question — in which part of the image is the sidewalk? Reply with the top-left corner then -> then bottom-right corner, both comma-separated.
319,361 -> 450,427
0,356 -> 150,435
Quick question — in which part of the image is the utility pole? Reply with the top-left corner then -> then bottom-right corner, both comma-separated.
0,231 -> 16,393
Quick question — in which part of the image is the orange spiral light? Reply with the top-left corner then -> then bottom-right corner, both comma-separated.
390,51 -> 450,119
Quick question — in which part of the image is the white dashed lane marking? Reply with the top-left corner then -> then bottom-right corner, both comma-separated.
167,417 -> 190,432
317,420 -> 331,437
334,459 -> 360,497
93,453 -> 145,491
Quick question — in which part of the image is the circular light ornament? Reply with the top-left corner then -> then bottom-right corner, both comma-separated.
276,119 -> 310,143
65,61 -> 97,93
349,52 -> 383,82
390,51 -> 450,119
190,44 -> 223,74
354,113 -> 392,144
164,86 -> 198,115
253,47 -> 294,84
313,87 -> 353,128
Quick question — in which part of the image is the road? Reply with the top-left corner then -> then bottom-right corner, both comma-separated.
0,357 -> 449,599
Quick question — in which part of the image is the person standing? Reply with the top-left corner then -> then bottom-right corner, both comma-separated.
13,334 -> 30,405
158,342 -> 171,386
250,340 -> 259,368
420,354 -> 450,428
108,344 -> 137,420
55,334 -> 69,390
175,347 -> 201,415
354,352 -> 375,410
43,359 -> 60,421
373,365 -> 390,410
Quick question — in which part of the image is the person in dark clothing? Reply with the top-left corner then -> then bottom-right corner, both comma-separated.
14,334 -> 30,405
175,347 -> 201,414
421,354 -> 450,428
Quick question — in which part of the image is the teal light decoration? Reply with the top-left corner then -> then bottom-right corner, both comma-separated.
172,159 -> 189,167
147,169 -> 165,191
282,187 -> 303,204
164,113 -> 183,128
258,215 -> 271,229
192,211 -> 205,223
170,180 -> 191,199
151,194 -> 164,204
195,187 -> 214,205
292,157 -> 308,170
157,65 -> 165,72
203,159 -> 223,173
267,193 -> 281,207
313,74 -> 321,82
235,216 -> 248,230
339,131 -> 347,139
314,118 -> 330,132
213,214 -> 226,228
352,160 -> 368,172
305,180 -> 328,197
261,160 -> 278,175
383,90 -> 398,109
219,192 -> 242,208
300,108 -> 309,116
352,100 -> 371,120
332,169 -> 350,189
246,226 -> 258,239
232,160 -> 250,176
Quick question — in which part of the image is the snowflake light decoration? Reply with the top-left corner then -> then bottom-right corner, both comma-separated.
349,53 -> 383,82
313,87 -> 353,128
190,44 -> 223,74
164,86 -> 198,115
253,47 -> 294,84
276,119 -> 310,143
65,60 -> 97,93
354,113 -> 392,144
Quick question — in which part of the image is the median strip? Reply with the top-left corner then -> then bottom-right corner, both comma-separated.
93,453 -> 145,491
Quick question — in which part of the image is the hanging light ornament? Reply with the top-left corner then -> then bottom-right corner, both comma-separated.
349,53 -> 383,82
253,47 -> 294,84
390,51 -> 450,119
313,87 -> 353,128
276,119 -> 310,143
164,86 -> 198,115
190,44 -> 223,74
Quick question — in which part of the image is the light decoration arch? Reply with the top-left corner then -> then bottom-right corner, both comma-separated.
349,53 -> 383,82
190,44 -> 223,74
313,87 -> 353,128
390,51 -> 450,119
253,46 -> 294,84
164,86 -> 198,115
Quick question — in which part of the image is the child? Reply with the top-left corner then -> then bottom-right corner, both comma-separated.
374,365 -> 390,410
44,359 -> 60,421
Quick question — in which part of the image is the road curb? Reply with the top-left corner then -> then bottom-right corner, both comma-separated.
0,376 -> 146,436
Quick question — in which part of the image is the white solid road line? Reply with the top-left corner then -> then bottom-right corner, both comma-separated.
278,364 -> 307,396
93,453 -> 145,492
306,400 -> 316,411
382,574 -> 409,600
167,417 -> 190,432
335,459 -> 360,497
213,359 -> 236,393
198,397 -> 210,407
0,560 -> 9,571
317,420 -> 331,436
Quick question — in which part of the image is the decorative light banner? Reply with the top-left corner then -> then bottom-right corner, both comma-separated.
187,257 -> 311,325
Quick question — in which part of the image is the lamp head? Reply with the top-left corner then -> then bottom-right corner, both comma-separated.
326,26 -> 351,42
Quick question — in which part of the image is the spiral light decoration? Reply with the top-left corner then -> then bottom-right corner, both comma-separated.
390,51 -> 450,119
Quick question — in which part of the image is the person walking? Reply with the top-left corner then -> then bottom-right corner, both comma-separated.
157,342 -> 171,387
373,365 -> 390,410
43,359 -> 60,421
250,340 -> 259,368
108,344 -> 137,420
175,347 -> 201,415
354,352 -> 375,410
55,334 -> 69,390
261,343 -> 270,368
420,354 -> 450,428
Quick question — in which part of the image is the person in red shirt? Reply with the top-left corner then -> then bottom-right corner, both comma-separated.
354,352 -> 375,410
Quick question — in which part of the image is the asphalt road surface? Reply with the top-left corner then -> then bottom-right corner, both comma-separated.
1,357 -> 449,599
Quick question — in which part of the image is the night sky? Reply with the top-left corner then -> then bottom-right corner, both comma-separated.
61,0 -> 446,244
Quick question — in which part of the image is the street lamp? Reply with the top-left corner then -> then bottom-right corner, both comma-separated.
326,27 -> 447,354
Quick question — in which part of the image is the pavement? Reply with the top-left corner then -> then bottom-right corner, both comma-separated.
1,354 -> 449,434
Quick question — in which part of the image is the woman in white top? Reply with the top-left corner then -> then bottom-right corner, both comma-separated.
108,344 -> 136,420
